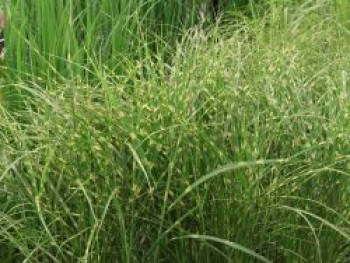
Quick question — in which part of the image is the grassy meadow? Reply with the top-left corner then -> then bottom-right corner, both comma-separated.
0,0 -> 350,262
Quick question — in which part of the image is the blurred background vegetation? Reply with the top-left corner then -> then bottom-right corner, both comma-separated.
1,0 -> 324,81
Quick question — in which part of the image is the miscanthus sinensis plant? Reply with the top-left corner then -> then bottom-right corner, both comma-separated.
0,1 -> 349,262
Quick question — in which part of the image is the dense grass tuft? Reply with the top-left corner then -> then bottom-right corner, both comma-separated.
0,1 -> 350,262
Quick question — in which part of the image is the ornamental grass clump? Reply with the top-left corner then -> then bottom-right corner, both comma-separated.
0,1 -> 349,262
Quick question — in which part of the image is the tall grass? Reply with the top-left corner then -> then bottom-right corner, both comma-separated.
0,0 -> 350,262
4,0 -> 224,82
3,0 -> 299,83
